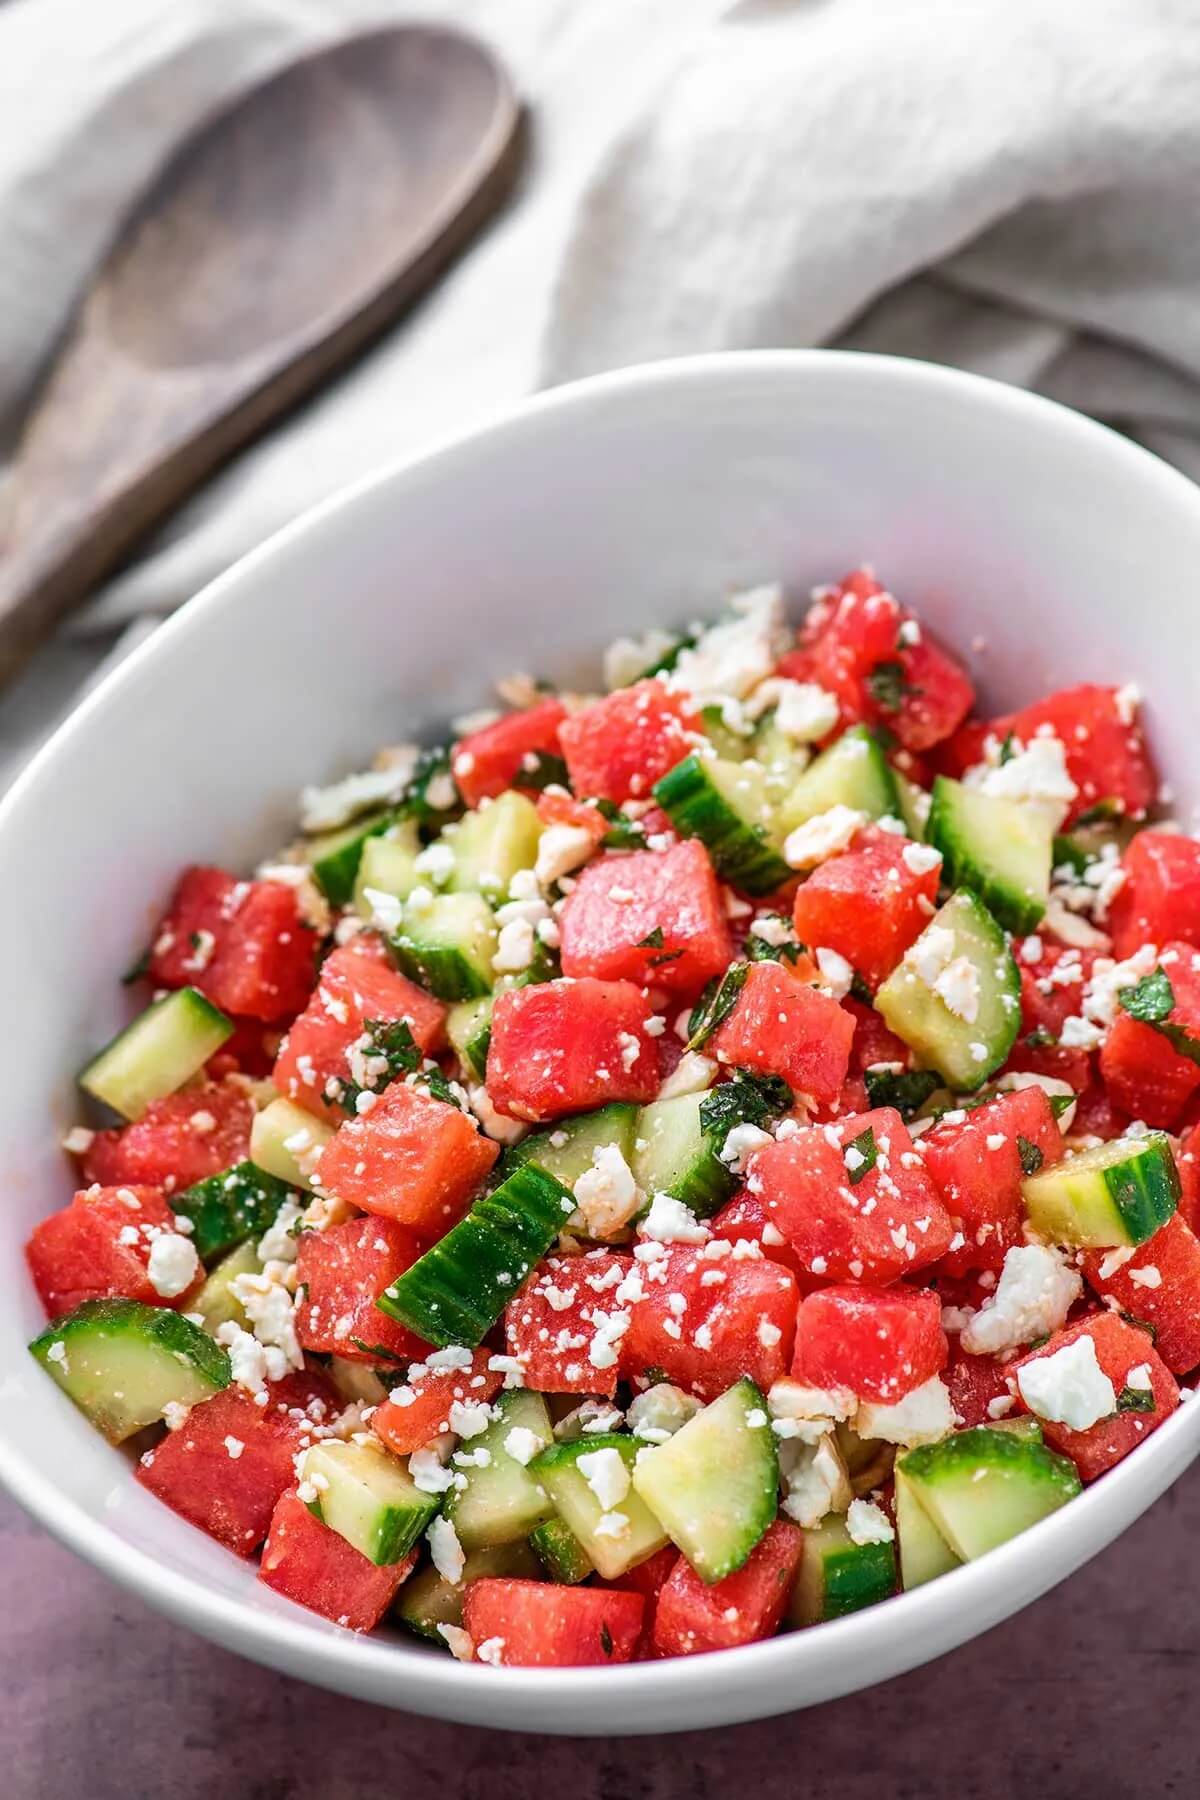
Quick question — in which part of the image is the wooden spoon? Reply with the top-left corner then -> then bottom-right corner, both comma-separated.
0,25 -> 522,686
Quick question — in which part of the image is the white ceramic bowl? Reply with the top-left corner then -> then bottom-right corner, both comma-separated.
2,351 -> 1199,1734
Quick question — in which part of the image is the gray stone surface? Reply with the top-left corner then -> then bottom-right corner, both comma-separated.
2,1469 -> 1197,1799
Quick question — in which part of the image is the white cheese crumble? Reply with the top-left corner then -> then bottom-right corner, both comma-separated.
668,585 -> 788,704
638,1192 -> 711,1245
960,1245 -> 1081,1356
627,1383 -> 701,1442
571,1143 -> 643,1240
657,1052 -> 718,1100
467,1081 -> 529,1146
783,804 -> 867,870
576,1446 -> 631,1510
1125,1361 -> 1154,1390
901,841 -> 943,876
1017,1334 -> 1117,1431
299,752 -> 419,832
749,678 -> 840,743
846,1498 -> 895,1546
535,824 -> 596,887
437,1623 -> 475,1661
857,1376 -> 957,1447
493,916 -> 537,974
779,1432 -> 852,1528
815,945 -> 855,1000
427,1515 -> 466,1585
968,733 -> 1078,831
146,1232 -> 201,1299
603,627 -> 682,691
720,1122 -> 774,1174
257,1199 -> 304,1266
503,1426 -> 547,1467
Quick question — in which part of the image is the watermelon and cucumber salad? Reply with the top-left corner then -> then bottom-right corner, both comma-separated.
26,569 -> 1200,1667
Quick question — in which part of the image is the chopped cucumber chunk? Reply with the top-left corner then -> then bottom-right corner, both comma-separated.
631,1092 -> 734,1217
445,1390 -> 555,1550
445,791 -> 542,896
301,1439 -> 437,1565
189,1239 -> 261,1334
653,753 -> 791,895
446,996 -> 494,1081
895,1468 -> 961,1590
895,771 -> 931,843
378,1163 -> 574,1347
1021,1132 -> 1180,1249
310,809 -> 396,908
30,1299 -> 230,1443
928,776 -> 1051,935
395,1541 -> 540,1642
788,1513 -> 896,1625
631,1378 -> 777,1584
249,1097 -> 333,1190
531,1434 -> 669,1579
776,726 -> 900,834
391,892 -> 497,1000
352,824 -> 423,919
173,1161 -> 296,1263
699,705 -> 753,763
898,1426 -> 1080,1561
529,1514 -> 595,1584
875,890 -> 1020,1090
501,1102 -> 639,1191
80,987 -> 233,1121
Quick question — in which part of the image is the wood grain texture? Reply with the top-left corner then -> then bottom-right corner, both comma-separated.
0,25 -> 522,686
2,1471 -> 1197,1799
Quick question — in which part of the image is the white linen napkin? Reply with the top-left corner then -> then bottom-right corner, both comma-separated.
3,0 -> 1200,780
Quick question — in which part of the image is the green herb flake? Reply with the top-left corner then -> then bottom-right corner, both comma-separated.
845,1126 -> 877,1186
518,751 -> 571,793
1016,1134 -> 1044,1176
1116,1384 -> 1156,1414
121,945 -> 152,986
687,963 -> 750,1051
1118,966 -> 1175,1026
866,660 -> 919,714
998,732 -> 1017,766
638,928 -> 666,949
600,1623 -> 614,1657
699,1070 -> 792,1143
337,1018 -> 423,1114
863,1067 -> 941,1120
418,1068 -> 465,1111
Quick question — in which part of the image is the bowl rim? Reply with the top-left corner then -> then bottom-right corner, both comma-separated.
4,346 -> 1200,1725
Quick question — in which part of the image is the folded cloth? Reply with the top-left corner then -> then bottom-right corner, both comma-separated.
2,0 -> 1200,778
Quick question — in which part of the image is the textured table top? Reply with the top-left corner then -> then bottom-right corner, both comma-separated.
3,1467 -> 1197,1800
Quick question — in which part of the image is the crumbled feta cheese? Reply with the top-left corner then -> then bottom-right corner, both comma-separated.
427,1515 -> 466,1584
603,627 -> 682,691
968,733 -> 1078,830
409,1442 -> 458,1495
720,1122 -> 773,1174
783,805 -> 867,870
360,885 -> 404,934
146,1232 -> 201,1299
299,752 -> 418,832
503,1426 -> 546,1467
657,1051 -> 718,1100
1017,1334 -> 1117,1431
257,1199 -> 304,1266
467,1082 -> 529,1147
437,1623 -> 475,1661
638,1192 -> 711,1245
571,1143 -> 643,1239
1125,1361 -> 1154,1390
493,916 -> 537,974
857,1376 -> 957,1447
448,1399 -> 494,1439
476,1636 -> 506,1666
668,585 -> 787,704
749,678 -> 840,743
224,1436 -> 245,1461
627,1383 -> 701,1442
815,945 -> 855,999
413,841 -> 457,887
576,1446 -> 631,1510
1128,1264 -> 1162,1289
846,1498 -> 895,1546
593,1511 -> 631,1541
961,1245 -> 1081,1356
535,824 -> 597,887
617,1031 -> 643,1074
901,841 -> 943,876
933,955 -> 981,1025
779,1432 -> 852,1528
749,914 -> 793,948
230,1261 -> 303,1373
61,1126 -> 95,1155
908,924 -> 956,987
588,1308 -> 632,1371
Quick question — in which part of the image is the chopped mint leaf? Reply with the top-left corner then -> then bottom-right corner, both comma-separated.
846,1126 -> 877,1186
1017,1134 -> 1044,1176
419,1067 -> 465,1110
866,660 -> 919,714
687,964 -> 749,1051
121,945 -> 152,986
998,732 -> 1017,766
518,751 -> 571,792
600,1623 -> 614,1657
638,928 -> 666,949
863,1067 -> 941,1120
699,1071 -> 791,1143
1119,967 -> 1175,1026
1116,1385 -> 1156,1414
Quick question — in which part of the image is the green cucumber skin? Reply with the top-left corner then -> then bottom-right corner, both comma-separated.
631,1093 -> 734,1218
778,726 -> 901,833
312,811 -> 396,907
395,1542 -> 540,1641
927,777 -> 1049,936
444,1390 -> 555,1550
529,1515 -> 595,1584
30,1298 -> 231,1441
376,1163 -> 574,1347
80,986 -> 233,1121
499,1103 -> 639,1193
174,1161 -> 296,1263
898,1426 -> 1081,1562
1103,1137 -> 1181,1242
653,754 -> 791,895
823,1540 -> 898,1620
1022,1132 -> 1180,1248
390,937 -> 492,1002
875,889 -> 1021,1092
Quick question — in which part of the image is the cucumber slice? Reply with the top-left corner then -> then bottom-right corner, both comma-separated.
446,996 -> 494,1081
875,890 -> 1020,1090
630,1378 -> 777,1583
1021,1132 -> 1180,1248
80,987 -> 233,1121
391,892 -> 497,1000
30,1299 -> 230,1443
377,1163 -> 574,1347
352,824 -> 423,919
502,1102 -> 639,1191
529,1514 -> 595,1584
776,726 -> 900,835
928,776 -> 1051,935
249,1097 -> 333,1189
395,1541 -> 540,1642
653,754 -> 791,895
699,705 -> 753,763
301,1438 -> 437,1565
894,1468 -> 961,1590
898,1426 -> 1081,1561
189,1239 -> 261,1334
173,1161 -> 296,1263
445,791 -> 542,896
895,771 -> 931,843
787,1513 -> 896,1625
444,1390 -> 555,1550
530,1434 -> 669,1579
630,1093 -> 734,1217
310,809 -> 397,908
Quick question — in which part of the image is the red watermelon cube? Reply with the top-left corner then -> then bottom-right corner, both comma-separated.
1011,1312 -> 1178,1482
1109,832 -> 1200,959
1016,938 -> 1097,1041
1099,1013 -> 1200,1130
273,934 -> 446,1122
148,866 -> 319,1022
505,1250 -> 634,1397
295,1215 -> 430,1364
26,1184 -> 185,1318
371,1348 -> 504,1457
943,688 -> 1156,828
79,1079 -> 254,1194
558,841 -> 732,995
451,698 -> 567,808
923,1085 -> 1064,1275
315,1082 -> 498,1237
558,679 -> 699,805
622,1244 -> 798,1400
1080,1214 -> 1200,1376
136,1370 -> 337,1555
709,1191 -> 806,1280
259,1488 -> 416,1630
792,1283 -> 947,1403
486,978 -> 660,1122
653,1519 -> 803,1656
745,1107 -> 953,1284
943,1342 -> 1016,1429
791,827 -> 941,991
1178,1123 -> 1200,1236
462,1578 -> 643,1666
707,961 -> 855,1104
535,788 -> 611,848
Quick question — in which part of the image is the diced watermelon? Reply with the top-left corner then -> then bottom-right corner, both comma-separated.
845,998 -> 912,1078
1070,1080 -> 1131,1143
942,1342 -> 1014,1428
535,788 -> 610,848
147,866 -> 319,1021
136,1370 -> 337,1555
1109,832 -> 1200,960
745,1108 -> 954,1284
79,1079 -> 254,1193
791,827 -> 941,991
1011,1312 -> 1178,1482
486,978 -> 660,1122
801,571 -> 974,752
1178,1123 -> 1200,1236
923,1086 -> 1064,1275
1016,938 -> 1097,1040
26,1184 -> 184,1318
371,1349 -> 504,1456
259,1488 -> 416,1630
1002,1037 -> 1092,1095
653,1519 -> 803,1656
451,699 -> 567,808
598,1543 -> 680,1599
558,679 -> 699,805
272,935 -> 446,1122
295,1215 -> 430,1365
504,1250 -> 633,1397
558,841 -> 732,995
1099,1013 -> 1200,1130
1080,1214 -> 1200,1376
707,961 -> 855,1104
791,1284 -> 947,1403
315,1082 -> 498,1236
462,1578 -> 643,1666
709,1192 -> 806,1280
621,1245 -> 798,1401
207,1017 -> 281,1079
